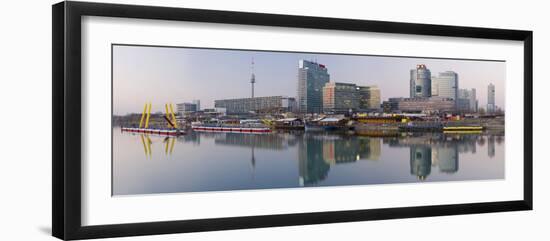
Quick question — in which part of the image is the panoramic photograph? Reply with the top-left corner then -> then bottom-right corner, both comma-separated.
111,44 -> 505,196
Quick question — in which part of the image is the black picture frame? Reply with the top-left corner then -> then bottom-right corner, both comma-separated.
52,1 -> 533,240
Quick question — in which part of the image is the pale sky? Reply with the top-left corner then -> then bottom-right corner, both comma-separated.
113,45 -> 506,115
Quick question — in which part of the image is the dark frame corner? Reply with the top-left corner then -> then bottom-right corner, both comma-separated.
52,1 -> 533,240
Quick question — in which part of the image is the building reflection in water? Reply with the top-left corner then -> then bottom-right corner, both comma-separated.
299,133 -> 381,186
129,130 -> 502,185
410,146 -> 432,180
488,135 -> 496,158
211,132 -> 302,177
190,131 -> 382,186
432,145 -> 459,173
385,133 -> 501,180
410,144 -> 459,180
299,135 -> 330,186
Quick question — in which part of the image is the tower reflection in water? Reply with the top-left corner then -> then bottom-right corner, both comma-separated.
131,131 -> 501,186
184,131 -> 382,186
388,133 -> 493,180
410,145 -> 459,180
298,134 -> 381,186
410,146 -> 432,180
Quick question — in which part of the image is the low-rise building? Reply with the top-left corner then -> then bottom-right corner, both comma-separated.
214,96 -> 296,114
176,102 -> 198,115
382,97 -> 401,113
358,85 -> 381,111
322,82 -> 360,114
321,82 -> 381,114
456,98 -> 471,113
382,97 -> 455,114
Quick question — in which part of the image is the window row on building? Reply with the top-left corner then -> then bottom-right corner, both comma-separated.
322,82 -> 381,114
214,96 -> 297,114
382,97 -> 456,114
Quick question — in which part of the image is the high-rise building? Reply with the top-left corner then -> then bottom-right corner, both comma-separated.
432,71 -> 458,101
297,60 -> 330,113
192,99 -> 201,111
487,83 -> 496,113
458,88 -> 478,112
358,85 -> 381,110
410,64 -> 432,98
431,77 -> 438,97
470,88 -> 478,112
322,82 -> 360,114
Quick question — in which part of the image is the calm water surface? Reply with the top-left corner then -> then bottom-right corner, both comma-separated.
112,127 -> 504,195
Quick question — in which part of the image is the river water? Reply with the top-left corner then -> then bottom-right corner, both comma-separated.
112,127 -> 504,195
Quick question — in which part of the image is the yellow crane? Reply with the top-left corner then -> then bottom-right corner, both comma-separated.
164,103 -> 178,129
139,102 -> 152,128
169,103 -> 178,129
139,103 -> 147,128
138,102 -> 178,129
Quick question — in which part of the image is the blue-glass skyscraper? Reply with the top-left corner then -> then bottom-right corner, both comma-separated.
297,60 -> 330,113
487,83 -> 496,113
410,64 -> 432,98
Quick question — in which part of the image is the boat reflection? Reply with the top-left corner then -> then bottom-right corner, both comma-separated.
125,130 -> 503,187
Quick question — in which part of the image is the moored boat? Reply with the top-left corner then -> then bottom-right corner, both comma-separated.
442,126 -> 484,134
398,121 -> 443,132
398,121 -> 485,133
273,118 -> 305,130
121,127 -> 185,136
191,125 -> 271,133
191,119 -> 271,133
305,117 -> 353,131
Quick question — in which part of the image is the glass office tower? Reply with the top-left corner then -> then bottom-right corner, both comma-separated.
297,60 -> 330,113
410,64 -> 432,98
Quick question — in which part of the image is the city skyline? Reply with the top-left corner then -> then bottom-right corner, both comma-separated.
113,45 -> 505,115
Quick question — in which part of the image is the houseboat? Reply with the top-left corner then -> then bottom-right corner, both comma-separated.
398,121 -> 444,132
273,118 -> 305,130
121,127 -> 185,136
305,117 -> 353,131
442,126 -> 484,134
191,119 -> 271,133
399,121 -> 484,133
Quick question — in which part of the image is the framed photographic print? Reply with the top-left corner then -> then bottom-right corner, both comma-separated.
52,1 -> 533,240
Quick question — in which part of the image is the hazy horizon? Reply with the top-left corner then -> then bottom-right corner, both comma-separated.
113,45 -> 506,115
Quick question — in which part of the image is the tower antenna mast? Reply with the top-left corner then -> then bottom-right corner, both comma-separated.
250,57 -> 255,98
